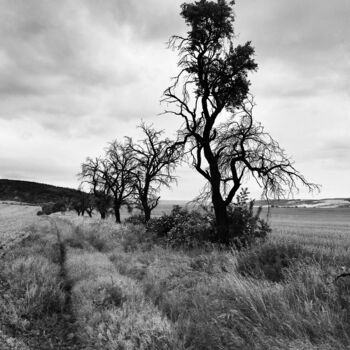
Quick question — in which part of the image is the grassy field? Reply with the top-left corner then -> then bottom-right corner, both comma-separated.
0,202 -> 40,253
1,203 -> 350,349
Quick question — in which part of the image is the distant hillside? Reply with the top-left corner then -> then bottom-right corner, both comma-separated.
0,179 -> 81,204
255,198 -> 350,209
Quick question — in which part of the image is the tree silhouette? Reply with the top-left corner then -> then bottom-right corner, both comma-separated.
71,190 -> 94,217
163,0 -> 318,243
127,123 -> 182,222
79,157 -> 111,219
104,140 -> 136,223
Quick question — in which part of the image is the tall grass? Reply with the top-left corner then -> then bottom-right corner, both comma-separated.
105,217 -> 350,349
0,220 -> 65,332
2,208 -> 349,349
66,249 -> 181,349
1,256 -> 65,324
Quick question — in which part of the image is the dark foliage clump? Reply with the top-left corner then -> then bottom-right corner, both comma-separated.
145,205 -> 185,238
225,188 -> 271,249
124,214 -> 146,225
147,205 -> 215,248
38,201 -> 66,215
146,191 -> 270,249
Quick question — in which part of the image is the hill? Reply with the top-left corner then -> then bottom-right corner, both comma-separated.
255,198 -> 350,208
0,179 -> 81,204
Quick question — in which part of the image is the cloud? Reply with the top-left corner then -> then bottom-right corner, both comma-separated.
235,0 -> 350,99
0,0 -> 187,152
84,0 -> 184,42
0,0 -> 349,199
310,137 -> 350,170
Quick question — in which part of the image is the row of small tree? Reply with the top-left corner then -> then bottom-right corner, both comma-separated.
79,123 -> 182,223
78,0 -> 318,244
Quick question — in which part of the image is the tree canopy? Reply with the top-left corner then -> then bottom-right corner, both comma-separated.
126,123 -> 182,222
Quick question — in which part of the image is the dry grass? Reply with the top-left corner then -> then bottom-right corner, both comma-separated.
106,208 -> 350,349
1,256 -> 65,325
0,202 -> 40,251
0,216 -> 65,334
1,205 -> 350,349
66,250 -> 181,349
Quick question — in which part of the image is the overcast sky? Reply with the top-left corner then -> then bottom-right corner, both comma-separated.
0,0 -> 349,200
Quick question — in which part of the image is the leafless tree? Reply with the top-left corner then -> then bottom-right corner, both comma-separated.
163,0 -> 318,243
79,157 -> 111,219
71,191 -> 94,217
104,140 -> 136,223
126,123 -> 182,222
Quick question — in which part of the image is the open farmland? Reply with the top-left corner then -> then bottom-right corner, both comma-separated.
1,203 -> 350,349
266,208 -> 350,264
0,202 -> 40,253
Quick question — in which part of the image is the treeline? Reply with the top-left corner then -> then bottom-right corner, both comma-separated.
79,123 -> 182,223
78,0 -> 318,245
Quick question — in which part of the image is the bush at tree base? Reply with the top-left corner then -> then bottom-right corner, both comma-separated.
145,191 -> 271,249
146,205 -> 215,248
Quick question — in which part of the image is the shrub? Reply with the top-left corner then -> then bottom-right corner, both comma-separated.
224,188 -> 271,249
145,206 -> 214,248
167,211 -> 215,248
40,201 -> 66,215
146,214 -> 177,238
226,202 -> 270,249
146,192 -> 270,249
124,214 -> 145,225
52,201 -> 66,213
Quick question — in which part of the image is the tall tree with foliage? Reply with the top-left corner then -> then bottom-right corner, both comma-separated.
127,123 -> 182,222
163,0 -> 318,244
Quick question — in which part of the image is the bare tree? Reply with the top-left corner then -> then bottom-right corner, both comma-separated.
127,123 -> 182,222
71,191 -> 94,217
163,0 -> 318,243
79,157 -> 111,219
104,140 -> 135,223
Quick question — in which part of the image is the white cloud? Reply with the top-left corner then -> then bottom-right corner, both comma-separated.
0,0 -> 349,199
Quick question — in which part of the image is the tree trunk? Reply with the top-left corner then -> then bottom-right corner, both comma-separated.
206,158 -> 230,244
212,195 -> 229,244
100,211 -> 106,219
114,206 -> 121,223
210,169 -> 230,244
143,205 -> 151,222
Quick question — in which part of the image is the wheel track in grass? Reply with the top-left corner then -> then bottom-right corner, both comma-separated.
60,218 -> 182,349
106,248 -> 180,326
46,217 -> 85,350
2,214 -> 181,349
